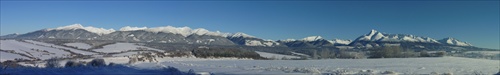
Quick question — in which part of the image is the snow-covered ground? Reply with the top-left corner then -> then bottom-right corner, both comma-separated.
24,40 -> 96,55
93,43 -> 164,53
64,42 -> 92,50
0,40 -> 71,60
0,52 -> 30,62
1,39 -> 498,75
6,49 -> 499,75
14,56 -> 498,75
149,57 -> 499,75
255,51 -> 300,59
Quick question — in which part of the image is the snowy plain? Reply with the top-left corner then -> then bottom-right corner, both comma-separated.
24,40 -> 96,55
1,39 -> 499,75
0,52 -> 30,62
14,56 -> 499,75
93,43 -> 164,53
150,57 -> 500,75
0,40 -> 71,60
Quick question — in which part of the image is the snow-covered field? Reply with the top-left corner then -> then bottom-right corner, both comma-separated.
1,40 -> 164,61
64,42 -> 92,49
255,51 -> 300,59
149,57 -> 499,75
0,52 -> 30,62
24,40 -> 96,55
0,40 -> 71,60
13,56 -> 498,75
2,39 -> 499,75
93,43 -> 164,53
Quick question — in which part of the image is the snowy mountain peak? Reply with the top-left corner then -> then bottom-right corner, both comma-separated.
351,29 -> 476,47
369,29 -> 378,35
120,26 -> 148,31
302,36 -> 323,41
119,26 -> 231,37
47,24 -> 116,35
440,37 -> 472,46
327,39 -> 352,45
192,28 -> 231,36
230,32 -> 255,38
142,26 -> 193,36
53,24 -> 84,30
359,29 -> 385,41
43,24 -> 242,37
354,30 -> 440,43
333,39 -> 352,44
443,37 -> 455,40
278,39 -> 297,42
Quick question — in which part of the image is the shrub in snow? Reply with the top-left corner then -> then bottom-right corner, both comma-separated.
192,47 -> 264,59
420,50 -> 431,57
435,51 -> 446,57
0,60 -> 24,68
338,51 -> 365,59
64,61 -> 85,67
128,56 -> 138,64
329,70 -> 351,75
290,68 -> 321,74
381,71 -> 398,75
108,62 -> 116,66
443,72 -> 453,75
187,69 -> 196,75
369,46 -> 403,58
430,72 -> 439,75
357,70 -> 375,75
45,58 -> 60,68
87,59 -> 106,67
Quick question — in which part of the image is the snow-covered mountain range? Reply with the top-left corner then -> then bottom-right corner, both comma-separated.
1,24 -> 483,50
355,29 -> 440,43
349,29 -> 473,48
439,37 -> 472,46
45,24 -> 234,37
277,36 -> 352,47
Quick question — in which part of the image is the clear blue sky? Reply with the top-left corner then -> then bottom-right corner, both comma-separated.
1,1 -> 499,49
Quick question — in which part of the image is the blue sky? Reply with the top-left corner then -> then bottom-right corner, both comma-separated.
1,1 -> 499,49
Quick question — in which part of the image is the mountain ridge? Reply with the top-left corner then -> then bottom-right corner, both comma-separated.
2,24 -> 490,50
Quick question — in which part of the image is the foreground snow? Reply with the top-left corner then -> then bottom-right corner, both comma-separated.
0,64 -> 189,75
8,56 -> 499,75
147,57 -> 499,75
1,40 -> 498,74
